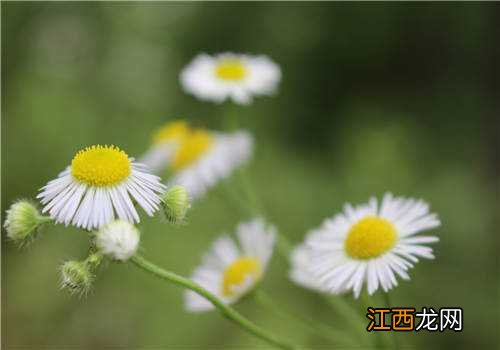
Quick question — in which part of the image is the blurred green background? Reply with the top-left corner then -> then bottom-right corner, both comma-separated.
2,2 -> 499,349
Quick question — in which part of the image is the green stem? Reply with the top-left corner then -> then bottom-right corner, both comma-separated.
131,254 -> 297,350
325,296 -> 368,339
383,293 -> 400,350
237,169 -> 262,215
254,290 -> 358,348
221,179 -> 256,218
38,215 -> 53,223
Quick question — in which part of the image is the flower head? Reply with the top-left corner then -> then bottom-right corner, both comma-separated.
140,122 -> 254,200
37,145 -> 166,230
95,219 -> 140,261
161,185 -> 190,224
171,130 -> 253,199
185,218 -> 276,312
139,121 -> 190,173
180,53 -> 281,105
290,193 -> 440,298
4,200 -> 50,245
60,260 -> 93,296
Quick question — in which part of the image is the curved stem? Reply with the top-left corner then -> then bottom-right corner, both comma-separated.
383,293 -> 400,350
254,290 -> 358,348
131,254 -> 297,350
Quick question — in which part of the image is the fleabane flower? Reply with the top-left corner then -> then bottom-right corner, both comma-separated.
3,200 -> 51,245
140,122 -> 254,200
180,52 -> 281,105
290,193 -> 440,298
95,219 -> 140,261
37,145 -> 165,230
138,121 -> 190,173
185,218 -> 276,312
170,130 -> 253,199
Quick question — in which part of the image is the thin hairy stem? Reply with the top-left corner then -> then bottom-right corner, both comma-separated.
131,254 -> 297,350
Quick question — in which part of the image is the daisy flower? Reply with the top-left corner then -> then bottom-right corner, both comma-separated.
170,130 -> 253,199
138,120 -> 190,174
290,193 -> 440,298
140,121 -> 254,199
185,218 -> 276,312
180,52 -> 281,105
37,145 -> 165,230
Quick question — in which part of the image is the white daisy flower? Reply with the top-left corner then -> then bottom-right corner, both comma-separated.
140,122 -> 254,200
95,219 -> 140,261
289,245 -> 330,293
180,52 -> 281,105
290,193 -> 440,298
37,145 -> 166,230
171,130 -> 253,199
138,120 -> 189,174
185,218 -> 276,312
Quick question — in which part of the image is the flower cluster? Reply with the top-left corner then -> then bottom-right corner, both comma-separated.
4,51 -> 442,349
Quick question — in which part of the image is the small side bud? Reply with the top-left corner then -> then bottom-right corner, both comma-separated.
95,220 -> 140,261
60,260 -> 93,296
161,185 -> 190,224
85,252 -> 103,269
3,200 -> 51,246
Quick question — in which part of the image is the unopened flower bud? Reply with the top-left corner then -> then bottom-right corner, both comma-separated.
161,185 -> 190,224
60,260 -> 93,296
85,252 -> 103,269
3,200 -> 51,245
95,220 -> 140,261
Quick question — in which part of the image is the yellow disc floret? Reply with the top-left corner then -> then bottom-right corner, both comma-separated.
71,145 -> 131,187
171,129 -> 213,171
152,121 -> 190,145
345,217 -> 397,260
222,257 -> 262,297
215,59 -> 247,81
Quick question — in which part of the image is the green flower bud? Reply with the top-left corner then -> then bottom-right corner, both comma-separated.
161,185 -> 190,224
85,252 -> 103,269
60,260 -> 93,296
3,200 -> 51,246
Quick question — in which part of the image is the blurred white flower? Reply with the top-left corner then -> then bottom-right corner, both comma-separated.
95,220 -> 140,261
37,145 -> 165,230
138,121 -> 190,174
180,52 -> 281,105
290,193 -> 440,298
185,218 -> 276,312
140,121 -> 254,200
171,130 -> 253,200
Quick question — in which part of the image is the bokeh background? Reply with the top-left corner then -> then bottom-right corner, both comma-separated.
2,2 -> 499,349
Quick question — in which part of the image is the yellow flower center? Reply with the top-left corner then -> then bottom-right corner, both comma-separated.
215,59 -> 247,81
345,217 -> 397,259
152,121 -> 190,145
71,145 -> 131,187
171,129 -> 213,171
222,257 -> 262,297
